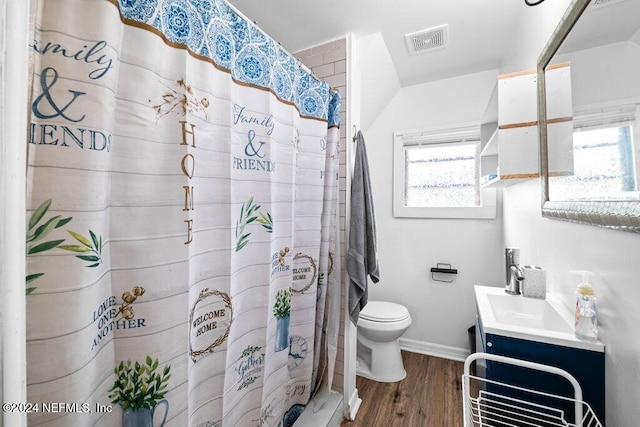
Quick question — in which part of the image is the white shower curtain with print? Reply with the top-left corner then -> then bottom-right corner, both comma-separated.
25,0 -> 342,425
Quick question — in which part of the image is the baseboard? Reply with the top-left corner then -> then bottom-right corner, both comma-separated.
399,337 -> 469,362
346,387 -> 361,421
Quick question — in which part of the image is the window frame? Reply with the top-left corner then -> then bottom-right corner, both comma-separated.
393,122 -> 497,219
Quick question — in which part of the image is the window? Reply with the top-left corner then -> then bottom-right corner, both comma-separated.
549,105 -> 639,201
404,142 -> 480,207
393,123 -> 496,218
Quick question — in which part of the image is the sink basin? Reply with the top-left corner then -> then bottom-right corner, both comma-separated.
475,285 -> 603,352
487,293 -> 573,334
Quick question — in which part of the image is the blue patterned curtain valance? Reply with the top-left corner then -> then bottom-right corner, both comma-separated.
115,0 -> 332,121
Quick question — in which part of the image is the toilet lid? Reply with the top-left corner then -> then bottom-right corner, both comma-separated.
359,301 -> 409,322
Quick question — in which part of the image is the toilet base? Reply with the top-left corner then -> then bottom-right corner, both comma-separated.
356,360 -> 407,383
356,337 -> 407,382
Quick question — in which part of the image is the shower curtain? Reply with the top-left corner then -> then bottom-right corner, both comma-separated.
25,0 -> 342,426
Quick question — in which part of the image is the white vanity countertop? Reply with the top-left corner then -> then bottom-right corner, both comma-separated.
475,285 -> 604,352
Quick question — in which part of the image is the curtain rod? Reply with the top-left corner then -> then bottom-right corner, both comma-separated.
223,0 -> 330,89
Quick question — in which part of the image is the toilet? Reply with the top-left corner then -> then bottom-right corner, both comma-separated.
356,301 -> 412,382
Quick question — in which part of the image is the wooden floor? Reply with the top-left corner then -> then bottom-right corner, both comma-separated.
341,351 -> 464,427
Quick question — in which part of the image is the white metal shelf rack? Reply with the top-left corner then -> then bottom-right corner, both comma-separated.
463,353 -> 603,427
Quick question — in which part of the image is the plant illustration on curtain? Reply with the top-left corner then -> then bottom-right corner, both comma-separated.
273,288 -> 291,352
25,0 -> 342,425
59,229 -> 105,267
25,198 -> 104,293
25,199 -> 71,293
235,197 -> 273,252
109,357 -> 171,427
150,78 -> 210,121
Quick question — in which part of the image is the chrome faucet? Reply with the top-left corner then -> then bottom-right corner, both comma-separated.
505,248 -> 524,295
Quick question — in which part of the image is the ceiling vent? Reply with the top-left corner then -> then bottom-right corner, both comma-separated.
405,25 -> 449,55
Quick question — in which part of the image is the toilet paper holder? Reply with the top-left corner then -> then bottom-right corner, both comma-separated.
430,263 -> 458,283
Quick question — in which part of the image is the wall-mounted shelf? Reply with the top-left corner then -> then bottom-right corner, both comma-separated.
480,126 -> 498,157
482,70 -> 539,187
479,64 -> 572,188
481,173 -> 499,187
482,174 -> 538,189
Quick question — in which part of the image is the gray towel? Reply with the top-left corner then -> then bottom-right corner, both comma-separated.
347,131 -> 379,325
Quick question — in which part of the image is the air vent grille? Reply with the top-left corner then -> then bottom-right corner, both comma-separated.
405,25 -> 448,55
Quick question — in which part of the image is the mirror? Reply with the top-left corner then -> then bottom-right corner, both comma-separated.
538,0 -> 640,232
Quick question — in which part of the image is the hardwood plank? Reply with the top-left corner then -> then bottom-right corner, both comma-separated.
342,352 -> 464,427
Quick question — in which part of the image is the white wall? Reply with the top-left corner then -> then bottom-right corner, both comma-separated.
363,69 -> 504,353
356,33 -> 400,132
500,0 -> 573,73
500,2 -> 639,425
556,40 -> 640,108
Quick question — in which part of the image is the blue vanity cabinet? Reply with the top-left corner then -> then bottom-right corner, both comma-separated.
481,331 -> 605,425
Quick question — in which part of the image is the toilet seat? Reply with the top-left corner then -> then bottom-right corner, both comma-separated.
360,301 -> 410,323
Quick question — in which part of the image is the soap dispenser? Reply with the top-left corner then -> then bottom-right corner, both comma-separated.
572,270 -> 598,341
